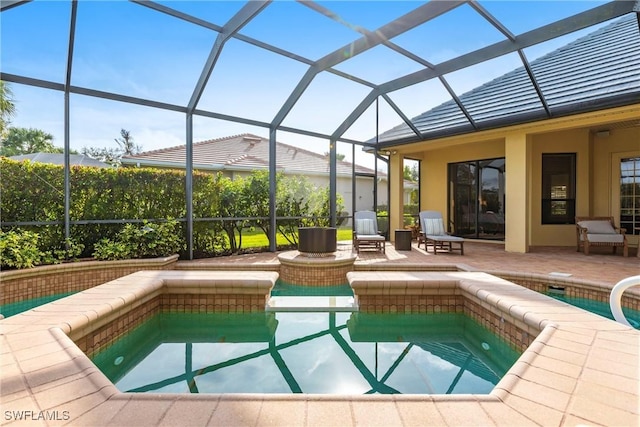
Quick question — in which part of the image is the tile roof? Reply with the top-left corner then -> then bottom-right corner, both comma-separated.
377,14 -> 640,144
121,134 -> 382,177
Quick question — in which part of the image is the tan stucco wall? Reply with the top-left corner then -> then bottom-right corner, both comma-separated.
529,128 -> 591,246
419,139 -> 505,227
593,126 -> 640,215
504,132 -> 531,252
395,104 -> 640,252
526,126 -> 639,247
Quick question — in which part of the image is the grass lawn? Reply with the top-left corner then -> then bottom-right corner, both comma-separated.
240,227 -> 353,249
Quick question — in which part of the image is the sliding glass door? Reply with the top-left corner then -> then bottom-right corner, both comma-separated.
448,158 -> 505,240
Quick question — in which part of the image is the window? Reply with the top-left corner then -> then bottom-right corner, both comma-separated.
542,153 -> 575,224
620,157 -> 640,235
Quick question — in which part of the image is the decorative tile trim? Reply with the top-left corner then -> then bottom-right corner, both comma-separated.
68,271 -> 277,357
0,255 -> 179,306
77,297 -> 162,357
494,271 -> 640,312
79,292 -> 271,357
354,292 -> 533,352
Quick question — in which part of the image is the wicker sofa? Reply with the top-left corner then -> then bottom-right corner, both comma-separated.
575,216 -> 628,257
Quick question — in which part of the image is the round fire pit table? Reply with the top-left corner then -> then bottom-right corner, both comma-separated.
298,227 -> 337,257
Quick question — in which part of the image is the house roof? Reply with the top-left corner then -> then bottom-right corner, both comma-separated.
8,152 -> 110,168
377,14 -> 640,145
121,134 -> 383,177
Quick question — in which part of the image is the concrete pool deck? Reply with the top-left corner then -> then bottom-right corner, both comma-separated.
1,269 -> 638,426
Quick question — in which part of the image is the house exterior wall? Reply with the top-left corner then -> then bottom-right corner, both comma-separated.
419,138 -> 505,226
505,132 -> 531,253
529,125 -> 640,247
529,128 -> 591,247
595,126 -> 640,249
398,104 -> 640,252
593,126 -> 640,214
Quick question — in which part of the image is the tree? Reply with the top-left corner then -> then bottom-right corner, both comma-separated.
0,127 -> 61,156
275,174 -> 313,245
0,81 -> 16,139
82,129 -> 140,166
403,164 -> 418,182
306,186 -> 345,227
245,170 -> 272,245
114,128 -> 141,156
218,176 -> 250,253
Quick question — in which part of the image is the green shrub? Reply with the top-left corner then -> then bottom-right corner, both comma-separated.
42,237 -> 85,265
192,222 -> 229,258
92,238 -> 130,261
93,220 -> 184,260
0,229 -> 42,269
0,230 -> 86,269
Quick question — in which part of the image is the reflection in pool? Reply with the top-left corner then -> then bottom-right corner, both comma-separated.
92,311 -> 521,395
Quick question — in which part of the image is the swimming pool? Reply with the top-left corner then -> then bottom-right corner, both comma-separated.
270,280 -> 353,296
545,292 -> 640,328
91,311 -> 521,395
0,292 -> 77,318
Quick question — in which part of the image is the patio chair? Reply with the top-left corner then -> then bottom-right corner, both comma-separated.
576,216 -> 628,257
353,210 -> 385,254
418,211 -> 464,255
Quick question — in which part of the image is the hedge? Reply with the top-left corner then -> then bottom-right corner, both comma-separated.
0,158 -> 341,266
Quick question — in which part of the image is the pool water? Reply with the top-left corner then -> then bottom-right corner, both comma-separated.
545,292 -> 640,329
91,311 -> 520,395
0,292 -> 77,318
270,281 -> 353,296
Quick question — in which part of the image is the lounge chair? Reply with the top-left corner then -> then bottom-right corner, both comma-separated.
418,211 -> 464,255
353,210 -> 385,254
576,216 -> 628,257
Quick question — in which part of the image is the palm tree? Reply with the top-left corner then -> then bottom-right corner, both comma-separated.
0,127 -> 59,156
0,81 -> 16,138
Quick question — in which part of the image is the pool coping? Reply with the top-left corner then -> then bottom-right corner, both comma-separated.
1,270 -> 638,426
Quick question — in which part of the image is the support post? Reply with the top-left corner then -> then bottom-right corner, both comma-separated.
505,131 -> 531,253
269,128 -> 277,252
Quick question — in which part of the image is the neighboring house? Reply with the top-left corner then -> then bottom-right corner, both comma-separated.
8,153 -> 110,168
121,134 -> 411,216
378,15 -> 640,252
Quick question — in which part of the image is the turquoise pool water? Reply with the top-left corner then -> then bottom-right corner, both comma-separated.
270,281 -> 353,296
91,311 -> 520,395
0,292 -> 77,318
545,292 -> 640,329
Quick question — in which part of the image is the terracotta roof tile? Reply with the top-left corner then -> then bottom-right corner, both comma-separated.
122,133 -> 383,176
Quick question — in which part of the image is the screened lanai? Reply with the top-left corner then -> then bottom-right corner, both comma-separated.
1,0 -> 639,258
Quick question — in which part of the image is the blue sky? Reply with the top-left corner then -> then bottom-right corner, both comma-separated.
1,0 -> 612,164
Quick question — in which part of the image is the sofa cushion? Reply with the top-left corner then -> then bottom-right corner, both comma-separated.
422,218 -> 445,236
428,235 -> 464,242
584,234 -> 624,243
355,218 -> 376,235
577,220 -> 616,234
